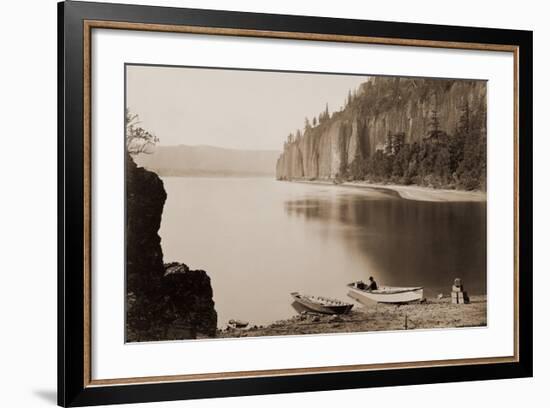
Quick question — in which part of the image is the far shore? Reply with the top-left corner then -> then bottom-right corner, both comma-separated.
285,179 -> 487,202
218,295 -> 487,338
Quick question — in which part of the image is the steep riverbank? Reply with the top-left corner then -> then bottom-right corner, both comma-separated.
218,296 -> 486,338
289,179 -> 486,202
126,155 -> 217,342
276,77 -> 487,191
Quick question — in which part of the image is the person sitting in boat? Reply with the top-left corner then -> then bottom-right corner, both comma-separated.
365,276 -> 378,291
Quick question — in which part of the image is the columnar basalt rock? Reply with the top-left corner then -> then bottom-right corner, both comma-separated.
276,78 -> 486,181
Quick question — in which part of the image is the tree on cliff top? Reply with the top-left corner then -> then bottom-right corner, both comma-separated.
126,109 -> 159,154
318,103 -> 331,124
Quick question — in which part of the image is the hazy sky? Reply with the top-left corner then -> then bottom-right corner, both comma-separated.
126,65 -> 368,151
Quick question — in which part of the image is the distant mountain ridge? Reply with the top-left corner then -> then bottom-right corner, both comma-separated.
134,144 -> 281,177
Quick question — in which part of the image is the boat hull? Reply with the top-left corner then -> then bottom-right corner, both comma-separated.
347,285 -> 424,304
291,293 -> 353,315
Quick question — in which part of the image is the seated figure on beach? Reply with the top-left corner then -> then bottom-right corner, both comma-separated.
365,276 -> 378,291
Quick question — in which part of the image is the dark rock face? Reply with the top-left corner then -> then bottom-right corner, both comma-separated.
162,263 -> 217,338
126,154 -> 217,342
126,154 -> 167,302
276,77 -> 486,181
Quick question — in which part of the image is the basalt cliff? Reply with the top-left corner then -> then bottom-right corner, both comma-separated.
126,154 -> 217,342
276,77 -> 486,185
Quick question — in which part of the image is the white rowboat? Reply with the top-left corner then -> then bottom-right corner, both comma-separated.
347,282 -> 423,304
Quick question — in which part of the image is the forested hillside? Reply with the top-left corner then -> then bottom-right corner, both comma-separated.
276,77 -> 487,190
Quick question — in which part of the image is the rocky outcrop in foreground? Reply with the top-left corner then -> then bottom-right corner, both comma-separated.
126,154 -> 217,342
162,262 -> 217,339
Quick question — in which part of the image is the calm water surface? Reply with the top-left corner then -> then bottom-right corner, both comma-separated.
159,177 -> 486,327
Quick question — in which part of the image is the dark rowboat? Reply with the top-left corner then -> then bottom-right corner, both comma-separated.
227,319 -> 248,329
290,292 -> 353,315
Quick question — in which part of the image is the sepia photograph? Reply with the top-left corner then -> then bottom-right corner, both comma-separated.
125,64 -> 487,343
53,3 -> 533,405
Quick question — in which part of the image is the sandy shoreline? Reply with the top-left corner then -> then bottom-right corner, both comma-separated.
289,179 -> 486,202
218,296 -> 487,338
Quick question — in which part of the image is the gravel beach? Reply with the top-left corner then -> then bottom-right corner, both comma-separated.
218,296 -> 487,338
291,179 -> 486,202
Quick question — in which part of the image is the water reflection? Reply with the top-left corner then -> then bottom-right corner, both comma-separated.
284,191 -> 487,297
160,178 -> 486,326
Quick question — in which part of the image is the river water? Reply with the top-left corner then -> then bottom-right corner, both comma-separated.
159,177 -> 486,327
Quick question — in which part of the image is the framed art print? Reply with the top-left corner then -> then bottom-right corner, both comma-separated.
58,1 -> 533,406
